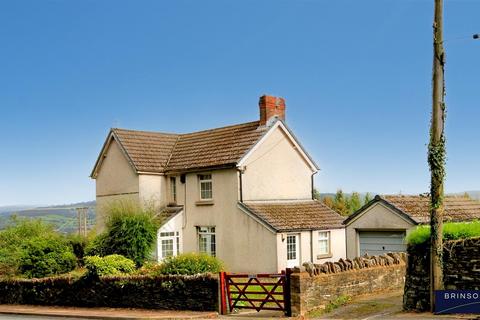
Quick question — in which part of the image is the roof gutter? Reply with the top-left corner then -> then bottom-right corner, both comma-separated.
165,163 -> 237,175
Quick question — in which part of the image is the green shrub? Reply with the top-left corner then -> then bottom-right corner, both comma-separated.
135,261 -> 163,276
158,253 -> 223,275
85,232 -> 108,257
84,254 -> 136,277
19,235 -> 76,278
66,234 -> 91,266
0,218 -> 59,277
86,201 -> 158,266
406,220 -> 480,245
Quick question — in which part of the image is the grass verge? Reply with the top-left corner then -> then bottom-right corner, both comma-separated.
307,295 -> 351,317
406,220 -> 480,245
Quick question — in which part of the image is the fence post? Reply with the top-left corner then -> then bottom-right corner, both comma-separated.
284,268 -> 292,317
219,271 -> 228,315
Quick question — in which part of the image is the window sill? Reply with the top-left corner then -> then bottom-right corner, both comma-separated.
195,200 -> 214,206
317,254 -> 332,259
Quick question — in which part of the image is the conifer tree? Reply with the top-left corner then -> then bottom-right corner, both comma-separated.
350,192 -> 362,213
334,190 -> 349,216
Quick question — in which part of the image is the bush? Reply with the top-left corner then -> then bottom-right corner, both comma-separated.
406,220 -> 480,245
66,234 -> 91,266
86,201 -> 158,266
135,261 -> 163,276
19,235 -> 76,278
84,254 -> 136,277
0,218 -> 60,277
158,253 -> 223,275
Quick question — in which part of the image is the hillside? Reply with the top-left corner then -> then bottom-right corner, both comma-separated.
0,201 -> 96,234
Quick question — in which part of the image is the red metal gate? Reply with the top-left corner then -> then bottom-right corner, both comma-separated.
219,270 -> 291,316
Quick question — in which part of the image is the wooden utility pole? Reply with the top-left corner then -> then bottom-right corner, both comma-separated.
429,0 -> 446,311
76,207 -> 88,237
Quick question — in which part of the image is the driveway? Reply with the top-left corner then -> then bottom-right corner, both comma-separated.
311,290 -> 476,320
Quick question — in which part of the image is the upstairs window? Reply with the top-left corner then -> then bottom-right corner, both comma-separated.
318,231 -> 330,255
198,174 -> 213,200
198,226 -> 216,256
170,177 -> 177,203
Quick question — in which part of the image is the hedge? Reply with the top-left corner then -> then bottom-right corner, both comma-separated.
0,274 -> 218,311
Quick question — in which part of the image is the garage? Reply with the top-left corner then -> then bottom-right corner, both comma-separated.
358,231 -> 406,256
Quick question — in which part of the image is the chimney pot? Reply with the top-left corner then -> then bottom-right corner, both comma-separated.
259,95 -> 286,126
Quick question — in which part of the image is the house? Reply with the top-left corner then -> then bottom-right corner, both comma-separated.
344,194 -> 480,259
90,95 -> 346,273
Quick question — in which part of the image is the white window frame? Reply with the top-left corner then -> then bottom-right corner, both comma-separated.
318,231 -> 331,256
197,226 -> 216,257
170,176 -> 177,203
159,231 -> 180,260
198,174 -> 213,201
286,235 -> 297,260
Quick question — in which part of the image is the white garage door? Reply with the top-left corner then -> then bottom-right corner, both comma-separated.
359,231 -> 406,256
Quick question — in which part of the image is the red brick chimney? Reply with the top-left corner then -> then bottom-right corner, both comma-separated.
259,95 -> 286,126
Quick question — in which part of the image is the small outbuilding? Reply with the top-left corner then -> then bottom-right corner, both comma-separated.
344,194 -> 480,259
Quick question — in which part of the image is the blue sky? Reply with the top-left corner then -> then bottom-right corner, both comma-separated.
0,0 -> 479,206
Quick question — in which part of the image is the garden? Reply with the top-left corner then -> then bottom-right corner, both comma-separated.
0,201 -> 222,311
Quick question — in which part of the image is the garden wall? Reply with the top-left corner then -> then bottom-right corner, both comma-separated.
290,253 -> 407,316
0,274 -> 218,311
404,237 -> 480,311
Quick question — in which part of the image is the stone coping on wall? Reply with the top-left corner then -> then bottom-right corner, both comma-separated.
297,252 -> 407,277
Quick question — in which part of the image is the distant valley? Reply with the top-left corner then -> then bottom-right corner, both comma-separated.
0,201 -> 96,233
1,191 -> 478,233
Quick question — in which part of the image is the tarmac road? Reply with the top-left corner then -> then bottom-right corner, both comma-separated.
0,316 -> 91,320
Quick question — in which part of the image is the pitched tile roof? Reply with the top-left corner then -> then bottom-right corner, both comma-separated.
107,121 -> 268,174
155,205 -> 184,225
113,128 -> 179,173
167,121 -> 267,172
381,195 -> 480,224
241,200 -> 345,231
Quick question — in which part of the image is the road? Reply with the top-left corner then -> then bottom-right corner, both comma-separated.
0,316 -> 89,320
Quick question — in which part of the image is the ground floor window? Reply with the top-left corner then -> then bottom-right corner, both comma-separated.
159,231 -> 180,260
287,235 -> 297,260
197,226 -> 216,257
318,231 -> 330,255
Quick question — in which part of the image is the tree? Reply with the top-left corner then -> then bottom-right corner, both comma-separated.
428,0 -> 446,310
334,190 -> 349,216
364,193 -> 372,205
350,192 -> 362,213
312,188 -> 321,201
322,196 -> 334,209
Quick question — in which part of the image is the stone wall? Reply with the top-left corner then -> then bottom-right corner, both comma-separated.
404,237 -> 480,311
403,241 -> 430,311
291,253 -> 407,316
0,274 -> 218,311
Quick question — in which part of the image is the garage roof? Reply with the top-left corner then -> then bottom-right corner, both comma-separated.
344,194 -> 480,225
